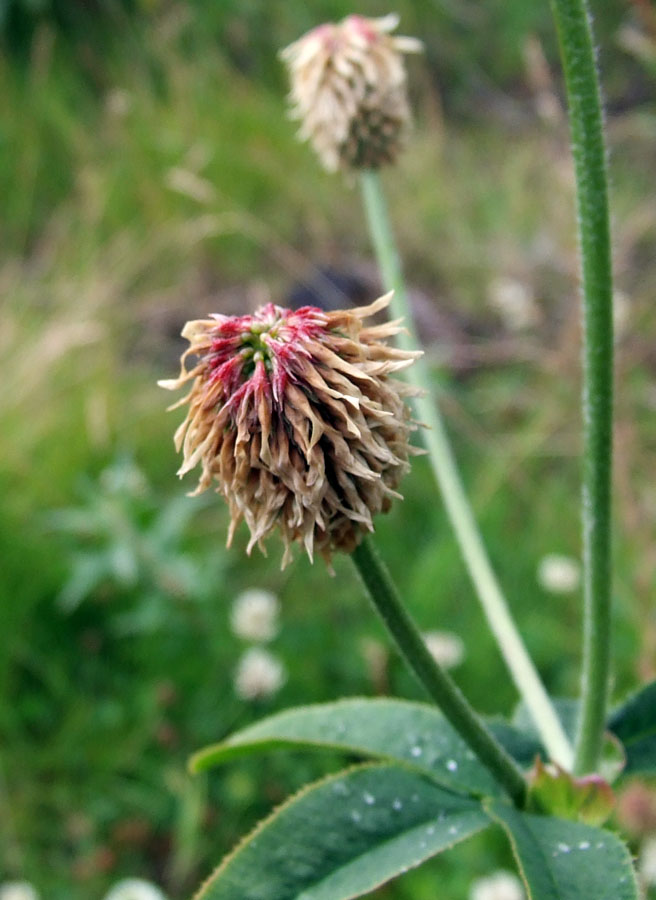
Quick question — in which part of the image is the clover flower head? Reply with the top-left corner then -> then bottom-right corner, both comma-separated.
0,884 -> 40,900
487,276 -> 539,332
234,647 -> 286,701
469,871 -> 525,900
230,588 -> 280,642
422,630 -> 465,670
641,834 -> 656,886
537,554 -> 581,594
103,882 -> 167,900
280,13 -> 422,172
160,293 -> 420,568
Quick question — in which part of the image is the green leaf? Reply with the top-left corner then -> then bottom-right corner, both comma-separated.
487,801 -> 638,900
57,553 -> 111,611
608,681 -> 656,775
487,719 -> 542,768
195,763 -> 489,900
190,698 -> 519,798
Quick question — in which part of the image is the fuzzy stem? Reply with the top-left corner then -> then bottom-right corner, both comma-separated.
352,538 -> 527,807
359,169 -> 574,770
550,0 -> 614,776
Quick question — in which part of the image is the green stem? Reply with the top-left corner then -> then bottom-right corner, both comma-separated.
352,538 -> 527,808
550,0 -> 614,775
359,169 -> 574,770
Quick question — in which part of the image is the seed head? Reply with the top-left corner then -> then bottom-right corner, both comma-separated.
280,14 -> 422,172
159,293 -> 420,567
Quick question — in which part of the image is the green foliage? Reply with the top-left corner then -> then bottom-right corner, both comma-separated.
188,697 -> 637,898
0,0 -> 631,114
609,681 -> 656,776
191,698 -> 504,798
0,0 -> 137,49
195,763 -> 490,900
48,454 -> 225,633
1,1 -> 654,896
488,801 -> 638,900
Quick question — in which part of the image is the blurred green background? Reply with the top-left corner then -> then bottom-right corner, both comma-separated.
2,1 -> 656,897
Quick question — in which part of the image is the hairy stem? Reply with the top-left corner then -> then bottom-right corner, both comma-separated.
550,0 -> 614,775
359,169 -> 574,770
352,538 -> 527,807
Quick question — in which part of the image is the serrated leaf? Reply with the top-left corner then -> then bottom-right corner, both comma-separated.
190,698 -> 515,798
487,801 -> 638,900
195,763 -> 489,900
608,681 -> 656,775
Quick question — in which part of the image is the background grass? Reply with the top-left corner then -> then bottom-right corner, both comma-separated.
2,1 -> 656,897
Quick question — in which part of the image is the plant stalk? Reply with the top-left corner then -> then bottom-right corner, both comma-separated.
352,538 -> 527,808
550,0 -> 614,775
359,169 -> 574,770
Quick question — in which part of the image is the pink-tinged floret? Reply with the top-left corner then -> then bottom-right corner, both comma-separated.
203,304 -> 329,413
344,15 -> 378,42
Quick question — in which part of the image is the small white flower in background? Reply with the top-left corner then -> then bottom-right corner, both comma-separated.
487,276 -> 539,332
469,870 -> 525,900
0,884 -> 40,900
103,879 -> 168,900
613,289 -> 631,341
639,834 -> 656,886
234,647 -> 286,701
230,589 -> 280,642
422,630 -> 465,669
537,554 -> 581,594
105,88 -> 132,118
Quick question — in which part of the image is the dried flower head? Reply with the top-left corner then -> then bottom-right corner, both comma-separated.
159,293 -> 420,567
280,14 -> 422,172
